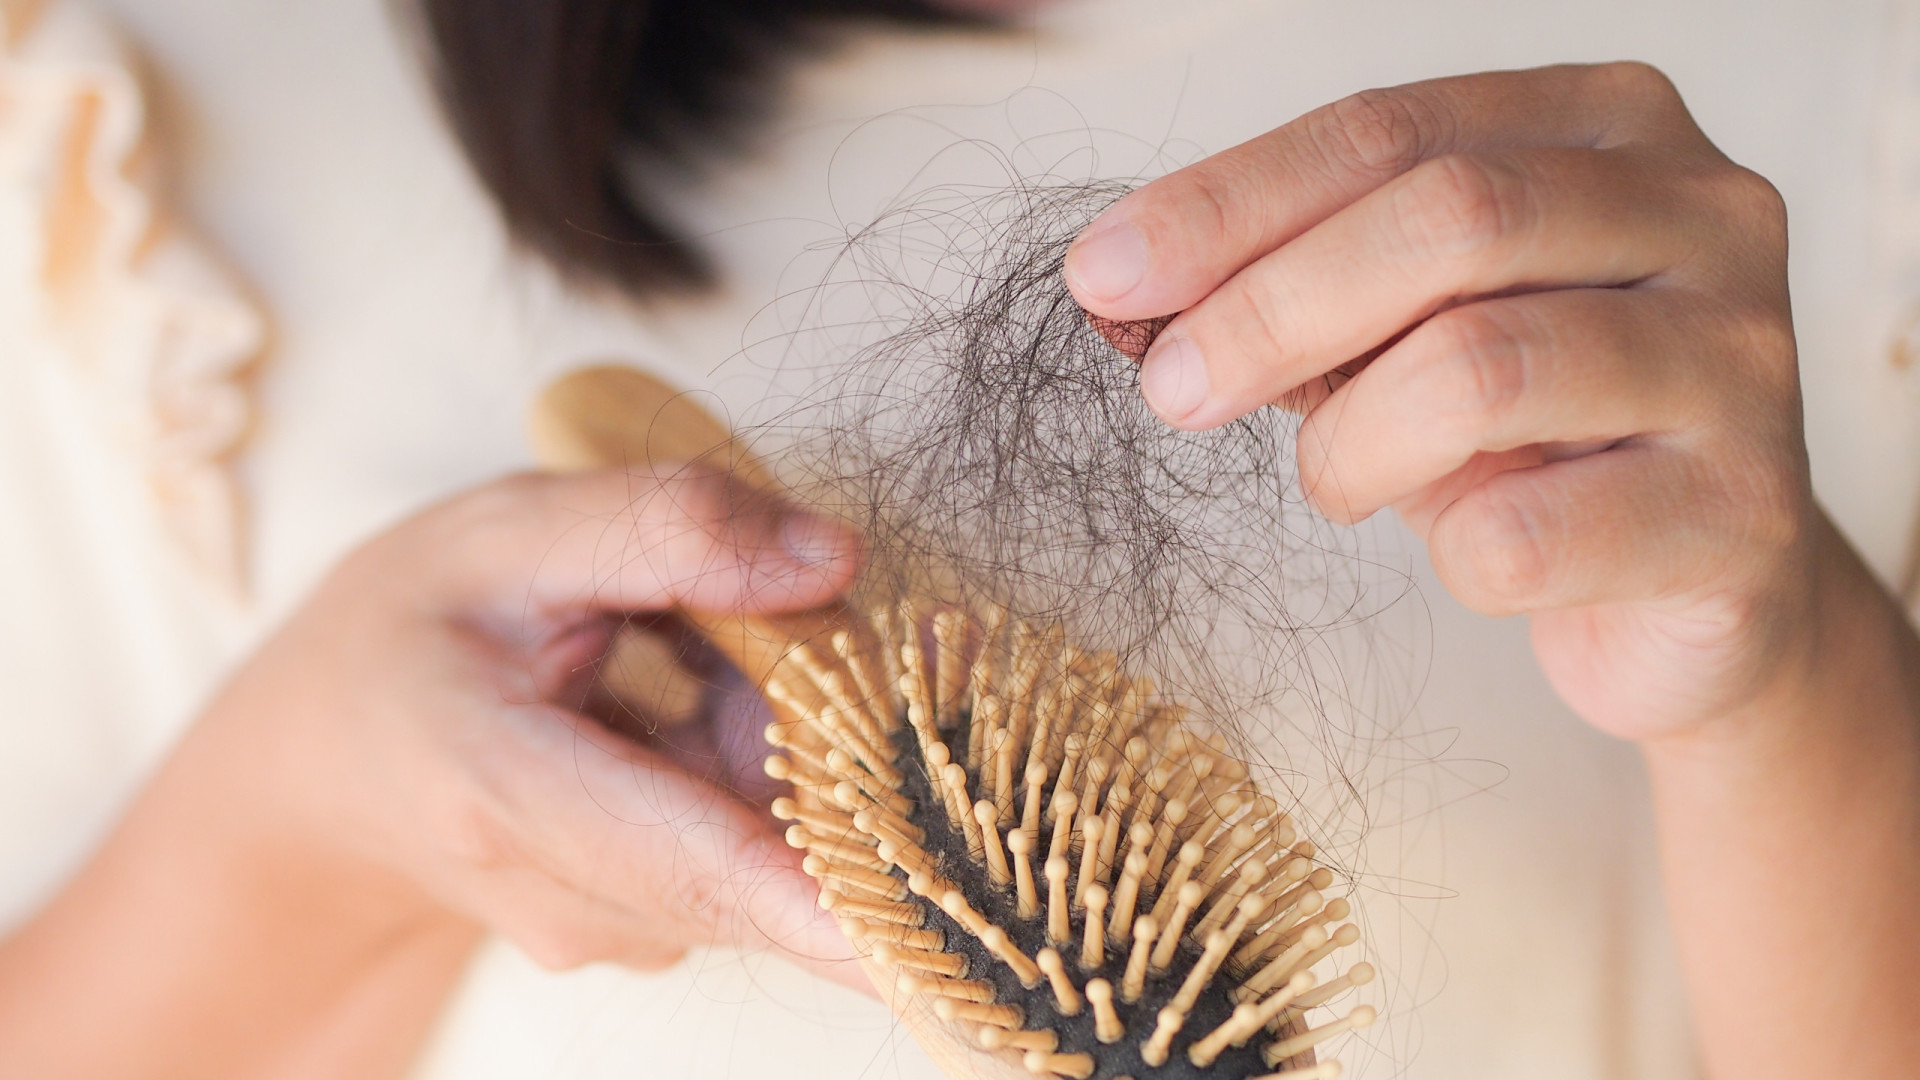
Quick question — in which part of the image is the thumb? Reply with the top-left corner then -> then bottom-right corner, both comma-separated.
411,468 -> 864,621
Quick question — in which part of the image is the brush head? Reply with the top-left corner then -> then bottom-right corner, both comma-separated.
768,604 -> 1372,1080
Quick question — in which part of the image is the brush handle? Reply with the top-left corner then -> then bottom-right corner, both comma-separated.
528,365 -> 1025,1080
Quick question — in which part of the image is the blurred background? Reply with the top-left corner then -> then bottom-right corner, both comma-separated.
3,1 -> 1912,1077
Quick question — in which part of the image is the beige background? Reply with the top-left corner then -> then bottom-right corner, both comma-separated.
4,1 -> 1916,1077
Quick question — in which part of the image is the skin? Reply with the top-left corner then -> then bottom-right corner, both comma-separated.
1066,62 -> 1920,1079
0,468 -> 869,1077
0,59 -> 1912,1080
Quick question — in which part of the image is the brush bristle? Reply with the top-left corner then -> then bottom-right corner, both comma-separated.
767,605 -> 1371,1079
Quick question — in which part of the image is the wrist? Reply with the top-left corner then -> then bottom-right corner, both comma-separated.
1641,509 -> 1917,763
1625,511 -> 1920,1080
172,696 -> 479,962
0,705 -> 480,1078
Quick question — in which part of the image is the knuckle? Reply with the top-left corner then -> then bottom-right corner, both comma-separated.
1717,166 -> 1789,245
1158,167 -> 1242,253
1722,454 -> 1808,566
670,864 -> 726,925
425,760 -> 524,872
1394,154 -> 1523,260
442,472 -> 551,531
1738,304 -> 1796,365
615,941 -> 694,972
1422,306 -> 1530,428
1717,301 -> 1798,384
643,466 -> 731,526
635,468 -> 750,559
1447,490 -> 1555,609
1219,277 -> 1295,372
514,924 -> 612,973
1592,60 -> 1683,108
1294,431 -> 1361,525
419,473 -> 548,552
1293,412 -> 1334,492
439,798 -> 517,871
1312,88 -> 1437,178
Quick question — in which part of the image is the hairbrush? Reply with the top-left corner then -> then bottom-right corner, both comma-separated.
530,366 -> 1375,1080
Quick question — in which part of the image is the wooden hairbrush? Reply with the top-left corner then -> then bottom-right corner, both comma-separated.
530,366 -> 1376,1080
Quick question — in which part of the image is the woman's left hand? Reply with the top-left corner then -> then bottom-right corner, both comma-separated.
1066,63 -> 1920,1080
1066,62 -> 1810,745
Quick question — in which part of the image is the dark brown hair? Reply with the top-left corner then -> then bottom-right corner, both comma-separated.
414,0 -> 981,295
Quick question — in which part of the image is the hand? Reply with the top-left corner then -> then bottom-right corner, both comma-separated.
192,466 -> 866,982
1067,62 -> 1816,743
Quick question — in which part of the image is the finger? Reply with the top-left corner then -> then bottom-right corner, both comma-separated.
1296,287 -> 1715,524
725,835 -> 874,995
1138,146 -> 1706,429
1065,61 -> 1699,318
1423,443 -> 1746,616
460,860 -> 691,972
467,846 -> 861,987
472,817 -> 867,988
418,468 -> 861,621
477,702 -> 859,972
550,710 -> 868,988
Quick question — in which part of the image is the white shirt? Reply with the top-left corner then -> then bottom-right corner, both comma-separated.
4,1 -> 1917,1078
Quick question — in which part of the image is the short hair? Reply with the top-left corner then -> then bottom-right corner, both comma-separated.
412,0 -> 981,296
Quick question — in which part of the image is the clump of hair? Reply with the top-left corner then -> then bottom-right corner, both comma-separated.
755,181 -> 1355,768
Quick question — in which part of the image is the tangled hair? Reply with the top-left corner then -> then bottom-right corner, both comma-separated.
750,180 -> 1376,784
411,0 -> 985,295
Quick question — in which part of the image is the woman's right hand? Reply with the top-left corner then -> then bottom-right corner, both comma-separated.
215,466 -> 868,977
0,465 -> 866,1079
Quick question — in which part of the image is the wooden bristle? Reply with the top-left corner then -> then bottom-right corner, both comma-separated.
1121,915 -> 1156,1003
818,889 -> 925,928
1152,885 -> 1205,975
1235,884 -> 1328,972
1038,947 -> 1083,1015
1149,841 -> 1205,927
873,941 -> 968,979
994,729 -> 1019,826
1086,978 -> 1125,1043
900,972 -> 996,1003
1142,1007 -> 1183,1067
1288,961 -> 1376,1014
981,925 -> 1044,988
1080,885 -> 1109,970
1048,792 -> 1078,865
1108,850 -> 1148,946
1263,1007 -> 1376,1068
981,1025 -> 1060,1053
1251,1065 -> 1343,1080
773,606 -> 1371,1078
1073,814 -> 1105,909
840,915 -> 944,952
978,801 -> 1014,886
1022,762 -> 1049,843
1046,857 -> 1072,946
1009,828 -> 1040,919
1025,1050 -> 1096,1079
935,997 -> 1022,1029
1143,798 -> 1190,885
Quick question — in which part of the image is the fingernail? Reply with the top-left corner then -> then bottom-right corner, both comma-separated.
1138,333 -> 1209,422
780,511 -> 855,569
1066,220 -> 1149,303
